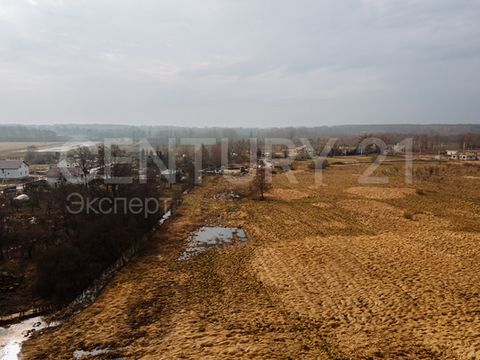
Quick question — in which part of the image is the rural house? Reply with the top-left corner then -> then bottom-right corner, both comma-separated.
0,160 -> 29,180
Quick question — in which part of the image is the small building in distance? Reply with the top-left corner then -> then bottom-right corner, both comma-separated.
220,167 -> 248,175
289,145 -> 310,159
0,160 -> 29,180
393,143 -> 407,154
459,152 -> 478,161
447,150 -> 478,161
446,150 -> 458,160
46,166 -> 85,186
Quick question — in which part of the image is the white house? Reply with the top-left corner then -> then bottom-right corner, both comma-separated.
0,160 -> 29,180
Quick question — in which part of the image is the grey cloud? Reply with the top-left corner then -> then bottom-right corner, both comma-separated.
0,0 -> 479,126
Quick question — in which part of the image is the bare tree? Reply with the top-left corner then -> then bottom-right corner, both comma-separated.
251,164 -> 271,200
24,145 -> 38,164
68,146 -> 93,178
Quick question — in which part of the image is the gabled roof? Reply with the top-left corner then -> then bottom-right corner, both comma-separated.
0,160 -> 27,169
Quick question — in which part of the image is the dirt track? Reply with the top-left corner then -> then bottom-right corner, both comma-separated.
22,161 -> 480,359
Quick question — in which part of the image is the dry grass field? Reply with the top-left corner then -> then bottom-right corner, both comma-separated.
22,160 -> 480,359
0,142 -> 62,156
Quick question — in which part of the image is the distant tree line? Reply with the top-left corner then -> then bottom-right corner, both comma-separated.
0,126 -> 61,141
10,123 -> 480,143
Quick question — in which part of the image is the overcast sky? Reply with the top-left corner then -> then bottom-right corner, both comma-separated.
0,0 -> 479,127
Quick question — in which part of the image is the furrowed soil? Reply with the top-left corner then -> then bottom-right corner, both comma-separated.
22,161 -> 480,359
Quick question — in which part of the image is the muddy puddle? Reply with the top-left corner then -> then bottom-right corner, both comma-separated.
73,347 -> 111,359
0,317 -> 58,360
178,227 -> 248,261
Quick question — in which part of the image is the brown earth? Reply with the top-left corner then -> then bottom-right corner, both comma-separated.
22,161 -> 480,359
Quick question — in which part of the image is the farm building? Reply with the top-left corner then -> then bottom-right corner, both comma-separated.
0,160 -> 29,180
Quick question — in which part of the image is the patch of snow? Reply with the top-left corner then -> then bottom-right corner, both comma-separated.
73,347 -> 111,359
158,210 -> 171,226
0,317 -> 58,360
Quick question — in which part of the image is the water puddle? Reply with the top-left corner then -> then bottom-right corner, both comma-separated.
0,317 -> 58,360
178,227 -> 248,261
73,347 -> 111,359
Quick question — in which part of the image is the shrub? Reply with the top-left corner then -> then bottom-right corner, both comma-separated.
250,166 -> 271,200
308,159 -> 330,170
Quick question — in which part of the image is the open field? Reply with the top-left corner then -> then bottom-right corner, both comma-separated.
22,159 -> 480,359
0,142 -> 64,156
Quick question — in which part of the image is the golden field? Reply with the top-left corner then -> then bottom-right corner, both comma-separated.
23,160 -> 480,359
